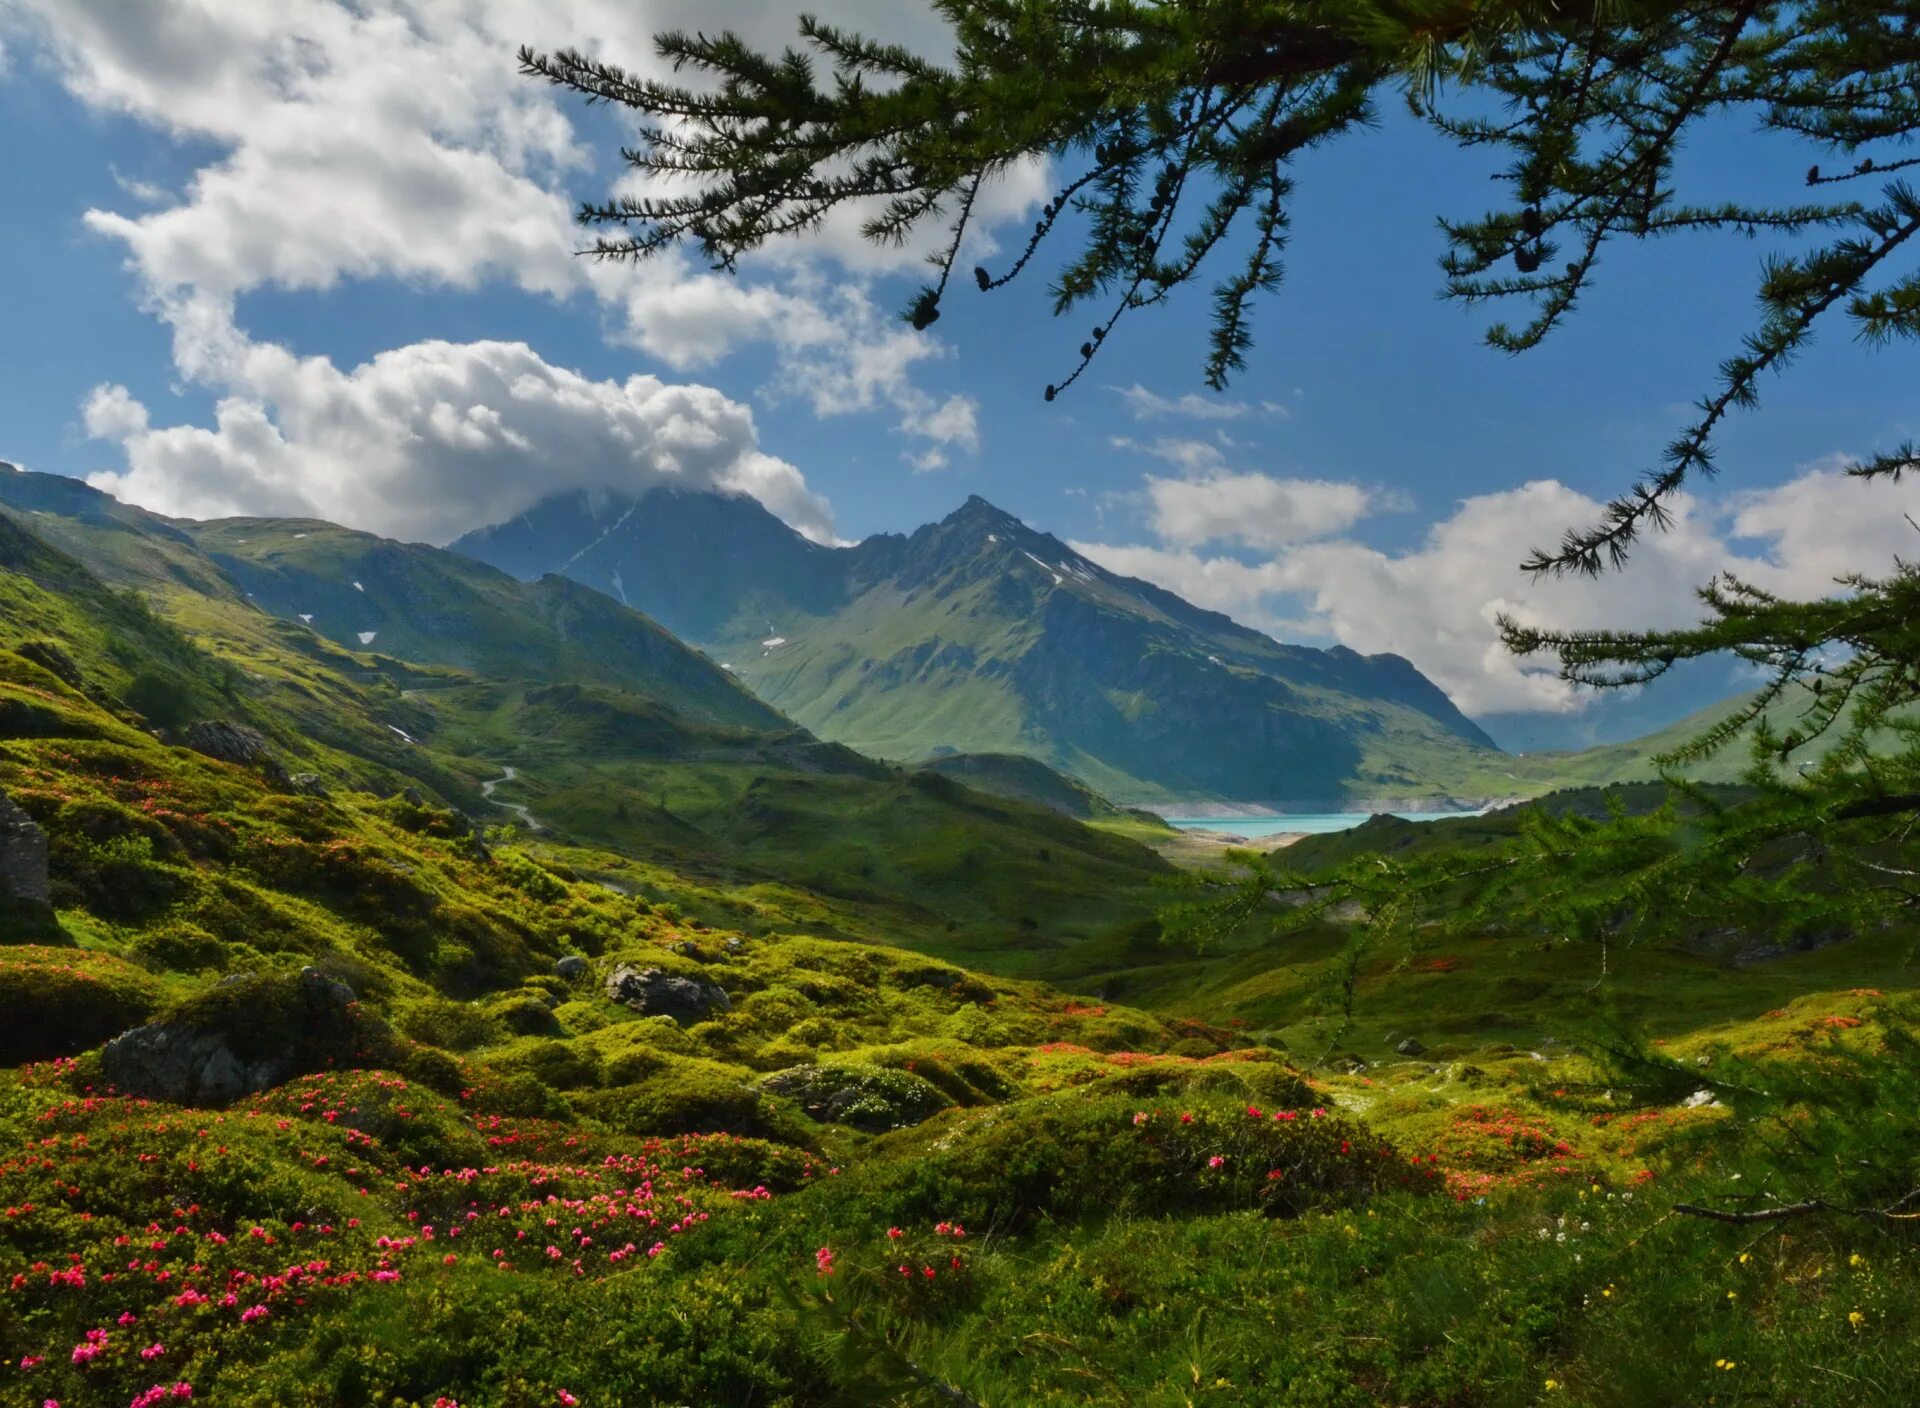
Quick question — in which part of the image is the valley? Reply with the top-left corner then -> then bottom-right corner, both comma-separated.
4,457 -> 1918,1404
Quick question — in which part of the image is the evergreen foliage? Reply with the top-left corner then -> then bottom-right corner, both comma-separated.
530,0 -> 1920,945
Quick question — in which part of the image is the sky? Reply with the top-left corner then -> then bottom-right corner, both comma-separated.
1,1 -> 1916,746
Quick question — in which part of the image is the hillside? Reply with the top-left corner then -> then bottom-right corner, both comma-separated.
456,489 -> 1511,806
7,471 -> 1920,1405
0,467 -> 1172,973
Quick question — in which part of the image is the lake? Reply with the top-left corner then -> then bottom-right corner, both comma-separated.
1165,810 -> 1482,838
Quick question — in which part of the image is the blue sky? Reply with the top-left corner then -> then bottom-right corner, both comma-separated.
2,2 -> 1916,742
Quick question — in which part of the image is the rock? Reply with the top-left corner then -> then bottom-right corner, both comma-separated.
289,773 -> 331,798
1681,1088 -> 1721,1109
101,1024 -> 281,1106
297,965 -> 357,1008
723,937 -> 745,956
668,939 -> 709,963
603,964 -> 729,1022
758,1063 -> 950,1132
1395,1037 -> 1427,1057
401,786 -> 428,807
14,640 -> 83,689
183,720 -> 274,767
555,955 -> 588,980
0,789 -> 51,909
102,970 -> 380,1106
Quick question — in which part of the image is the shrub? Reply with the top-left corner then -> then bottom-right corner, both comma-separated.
582,1055 -> 767,1136
0,946 -> 161,1062
481,1038 -> 603,1091
121,666 -> 197,728
128,920 -> 227,972
759,1062 -> 951,1132
145,969 -> 401,1074
396,995 -> 505,1052
847,1094 -> 1433,1231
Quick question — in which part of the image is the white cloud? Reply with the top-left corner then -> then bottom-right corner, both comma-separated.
4,0 -> 1027,463
1147,472 -> 1375,549
81,330 -> 836,546
1112,383 -> 1278,421
1111,436 -> 1228,476
1076,468 -> 1920,717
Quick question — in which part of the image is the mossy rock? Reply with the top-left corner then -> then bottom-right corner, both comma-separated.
0,944 -> 162,1063
580,1055 -> 766,1136
851,1094 -> 1430,1231
758,1062 -> 951,1132
99,968 -> 399,1105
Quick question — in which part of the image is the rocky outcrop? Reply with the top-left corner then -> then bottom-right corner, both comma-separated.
0,789 -> 51,910
14,640 -> 84,689
603,964 -> 729,1022
101,968 -> 378,1106
183,720 -> 274,767
554,955 -> 588,980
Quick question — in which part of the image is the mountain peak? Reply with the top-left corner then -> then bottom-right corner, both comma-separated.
946,494 -> 1021,527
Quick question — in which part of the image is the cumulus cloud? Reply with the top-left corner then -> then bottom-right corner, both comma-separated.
82,331 -> 835,546
1147,472 -> 1376,549
1076,468 -> 1920,717
4,0 -> 1022,473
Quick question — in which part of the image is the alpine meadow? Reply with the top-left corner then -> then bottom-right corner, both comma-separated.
5,4 -> 1920,1406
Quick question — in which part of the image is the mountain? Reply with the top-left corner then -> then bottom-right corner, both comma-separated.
456,488 -> 1504,806
0,464 -> 1171,971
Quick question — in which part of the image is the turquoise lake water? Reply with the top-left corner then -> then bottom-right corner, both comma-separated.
1165,810 -> 1482,838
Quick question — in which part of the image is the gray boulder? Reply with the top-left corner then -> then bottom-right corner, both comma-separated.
604,964 -> 729,1022
0,789 -> 51,909
1395,1037 -> 1427,1057
102,968 -> 363,1106
101,1023 -> 283,1106
183,720 -> 273,767
555,955 -> 588,980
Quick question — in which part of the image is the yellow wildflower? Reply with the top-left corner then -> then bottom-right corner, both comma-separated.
1849,1253 -> 1865,1268
1848,1310 -> 1866,1328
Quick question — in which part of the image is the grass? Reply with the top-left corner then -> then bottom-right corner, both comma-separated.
5,490 -> 1920,1404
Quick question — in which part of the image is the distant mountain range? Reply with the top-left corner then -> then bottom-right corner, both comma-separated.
0,462 -> 1171,966
455,488 -> 1509,806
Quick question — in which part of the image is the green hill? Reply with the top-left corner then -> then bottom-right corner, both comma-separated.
0,467 -> 1171,974
7,468 -> 1920,1406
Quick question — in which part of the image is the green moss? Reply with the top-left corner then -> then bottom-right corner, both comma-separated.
581,1055 -> 768,1137
759,1062 -> 952,1132
0,945 -> 161,1063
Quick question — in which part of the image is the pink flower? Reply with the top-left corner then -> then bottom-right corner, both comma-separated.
886,1227 -> 903,1240
558,1393 -> 579,1407
140,1343 -> 166,1361
21,1356 -> 45,1370
1207,1155 -> 1225,1169
814,1246 -> 836,1276
239,1304 -> 269,1324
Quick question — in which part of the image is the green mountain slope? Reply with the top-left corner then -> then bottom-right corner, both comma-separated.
456,489 -> 1510,805
0,466 -> 1170,974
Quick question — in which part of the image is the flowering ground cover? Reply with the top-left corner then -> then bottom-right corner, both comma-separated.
6,514 -> 1920,1404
